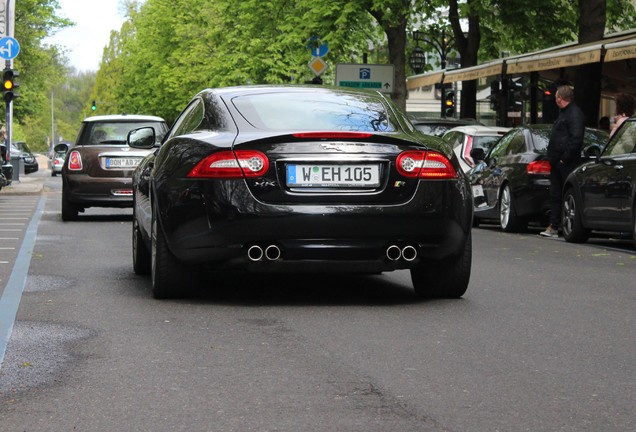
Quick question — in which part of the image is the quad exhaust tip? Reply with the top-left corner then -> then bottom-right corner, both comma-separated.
265,245 -> 281,261
247,244 -> 282,261
386,244 -> 418,262
386,245 -> 402,261
247,245 -> 264,261
402,245 -> 417,262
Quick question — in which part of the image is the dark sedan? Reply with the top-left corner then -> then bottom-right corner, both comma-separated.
12,141 -> 39,174
469,124 -> 608,232
130,85 -> 473,299
562,117 -> 636,247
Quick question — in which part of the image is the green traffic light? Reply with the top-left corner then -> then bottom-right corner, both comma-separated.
91,100 -> 96,111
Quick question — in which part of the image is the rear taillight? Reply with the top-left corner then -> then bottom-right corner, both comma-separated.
187,150 -> 269,178
68,150 -> 83,171
527,160 -> 551,175
396,150 -> 457,179
463,136 -> 474,167
293,132 -> 373,139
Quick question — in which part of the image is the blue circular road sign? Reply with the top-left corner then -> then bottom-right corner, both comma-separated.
0,37 -> 20,60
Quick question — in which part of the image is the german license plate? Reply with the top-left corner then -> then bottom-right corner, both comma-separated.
105,157 -> 141,169
286,164 -> 380,187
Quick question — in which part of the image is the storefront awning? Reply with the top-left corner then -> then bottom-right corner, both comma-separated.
406,30 -> 636,86
506,44 -> 603,74
406,70 -> 444,89
443,61 -> 504,83
604,38 -> 636,62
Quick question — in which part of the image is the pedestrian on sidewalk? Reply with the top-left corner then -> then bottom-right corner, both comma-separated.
540,85 -> 585,238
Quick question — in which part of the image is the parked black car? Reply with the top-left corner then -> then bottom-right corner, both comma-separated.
12,141 -> 39,174
130,85 -> 473,299
562,117 -> 636,247
469,124 -> 608,231
0,143 -> 13,186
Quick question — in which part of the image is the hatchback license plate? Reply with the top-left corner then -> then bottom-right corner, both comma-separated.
105,157 -> 141,169
286,164 -> 380,187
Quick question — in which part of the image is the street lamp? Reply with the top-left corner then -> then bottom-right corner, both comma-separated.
408,46 -> 426,74
412,29 -> 454,70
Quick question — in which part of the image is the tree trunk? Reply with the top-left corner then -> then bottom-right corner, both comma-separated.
385,23 -> 408,111
574,0 -> 606,128
449,0 -> 480,119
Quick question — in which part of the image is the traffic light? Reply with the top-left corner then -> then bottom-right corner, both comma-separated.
490,80 -> 501,111
508,78 -> 525,110
91,100 -> 97,111
443,89 -> 455,117
2,68 -> 19,103
541,85 -> 559,123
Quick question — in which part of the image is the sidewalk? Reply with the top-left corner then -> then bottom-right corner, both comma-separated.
1,154 -> 47,195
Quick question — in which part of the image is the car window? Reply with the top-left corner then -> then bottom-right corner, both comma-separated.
231,91 -> 396,132
473,136 -> 501,152
83,121 -> 167,145
528,129 -> 550,152
506,133 -> 526,155
604,120 -> 636,156
443,131 -> 462,148
172,99 -> 205,136
488,131 -> 516,159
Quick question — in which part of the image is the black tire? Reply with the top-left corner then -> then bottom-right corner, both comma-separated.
132,212 -> 151,275
151,211 -> 184,299
472,217 -> 480,228
61,185 -> 79,221
561,188 -> 590,243
499,184 -> 526,232
411,233 -> 472,299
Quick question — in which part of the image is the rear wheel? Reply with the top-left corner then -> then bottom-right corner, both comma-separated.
499,184 -> 526,232
562,188 -> 590,243
472,217 -> 480,228
151,211 -> 184,299
61,185 -> 79,221
411,234 -> 472,299
132,212 -> 151,275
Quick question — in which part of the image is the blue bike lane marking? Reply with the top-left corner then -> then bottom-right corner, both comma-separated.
0,195 -> 46,369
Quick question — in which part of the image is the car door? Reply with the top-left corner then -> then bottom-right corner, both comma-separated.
481,131 -> 521,209
578,120 -> 636,228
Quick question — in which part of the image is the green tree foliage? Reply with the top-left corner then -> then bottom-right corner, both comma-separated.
96,0 -> 634,118
5,0 -> 71,151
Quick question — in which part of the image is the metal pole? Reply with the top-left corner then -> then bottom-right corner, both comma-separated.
4,0 -> 13,158
51,91 -> 55,154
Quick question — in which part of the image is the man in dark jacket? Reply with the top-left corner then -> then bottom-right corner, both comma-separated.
540,85 -> 586,237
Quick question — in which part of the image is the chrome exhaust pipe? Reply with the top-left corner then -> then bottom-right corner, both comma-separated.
401,245 -> 417,262
386,245 -> 401,261
247,245 -> 264,261
265,245 -> 281,261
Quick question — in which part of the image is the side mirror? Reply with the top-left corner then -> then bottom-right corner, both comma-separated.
470,147 -> 486,162
584,144 -> 601,159
128,127 -> 156,149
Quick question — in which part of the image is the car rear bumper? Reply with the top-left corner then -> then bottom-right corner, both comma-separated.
156,179 -> 472,271
65,174 -> 134,207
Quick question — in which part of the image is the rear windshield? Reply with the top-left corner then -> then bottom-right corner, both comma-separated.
231,92 -> 396,132
473,136 -> 502,152
531,127 -> 609,153
80,121 -> 167,145
530,129 -> 550,151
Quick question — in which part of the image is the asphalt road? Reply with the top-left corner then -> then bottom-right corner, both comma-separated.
0,172 -> 635,431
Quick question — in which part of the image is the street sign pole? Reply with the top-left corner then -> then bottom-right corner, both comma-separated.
1,1 -> 15,159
